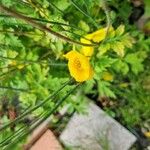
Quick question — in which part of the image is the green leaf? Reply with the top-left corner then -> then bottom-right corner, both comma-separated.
53,0 -> 71,11
82,80 -> 95,94
145,0 -> 150,17
125,53 -> 145,75
122,33 -> 134,48
78,20 -> 90,32
115,25 -> 125,36
113,59 -> 129,75
7,50 -> 18,58
1,0 -> 13,7
111,41 -> 125,57
95,56 -> 117,73
19,93 -> 37,106
98,81 -> 116,98
98,43 -> 110,56
0,33 -> 24,48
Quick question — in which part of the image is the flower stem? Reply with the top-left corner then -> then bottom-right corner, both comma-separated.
0,4 -> 96,46
1,83 -> 80,149
0,79 -> 72,131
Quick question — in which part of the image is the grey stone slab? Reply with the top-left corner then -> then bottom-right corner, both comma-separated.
60,101 -> 137,150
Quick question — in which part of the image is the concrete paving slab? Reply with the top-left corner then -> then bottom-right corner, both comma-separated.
60,101 -> 137,150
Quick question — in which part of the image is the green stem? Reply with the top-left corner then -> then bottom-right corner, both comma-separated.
46,1 -> 64,14
0,29 -> 43,36
0,14 -> 85,31
0,68 -> 17,78
0,79 -> 72,131
0,86 -> 29,92
0,4 -> 96,46
26,0 -> 50,20
0,112 -> 45,147
2,83 -> 80,150
0,55 -> 67,66
70,0 -> 99,29
0,126 -> 28,146
101,0 -> 111,40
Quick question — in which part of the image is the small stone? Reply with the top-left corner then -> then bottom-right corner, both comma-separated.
60,101 -> 137,150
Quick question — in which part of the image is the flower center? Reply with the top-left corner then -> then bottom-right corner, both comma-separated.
74,58 -> 81,68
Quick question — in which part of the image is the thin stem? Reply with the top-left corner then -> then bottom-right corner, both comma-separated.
0,14 -> 85,32
26,0 -> 50,20
1,111 -> 47,149
0,124 -> 29,147
101,0 -> 111,40
2,83 -> 80,149
0,86 -> 29,92
0,55 -> 38,62
0,112 -> 45,147
0,4 -> 96,46
0,68 -> 18,78
62,29 -> 96,43
45,1 -> 64,14
0,29 -> 87,45
70,0 -> 99,28
83,0 -> 90,14
0,65 -> 15,70
0,63 -> 30,79
0,79 -> 72,131
0,29 -> 43,36
0,55 -> 67,66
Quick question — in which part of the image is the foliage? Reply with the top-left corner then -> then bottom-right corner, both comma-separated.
0,0 -> 150,149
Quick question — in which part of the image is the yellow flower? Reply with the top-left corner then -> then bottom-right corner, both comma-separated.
89,27 -> 108,43
80,27 -> 114,57
80,34 -> 94,57
91,26 -> 114,42
64,50 -> 94,82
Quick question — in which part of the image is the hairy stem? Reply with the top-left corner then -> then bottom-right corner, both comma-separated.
0,4 -> 96,46
0,79 -> 72,131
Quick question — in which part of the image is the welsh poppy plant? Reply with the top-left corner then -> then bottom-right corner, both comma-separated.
88,27 -> 108,43
80,27 -> 114,56
80,34 -> 94,57
64,50 -> 94,82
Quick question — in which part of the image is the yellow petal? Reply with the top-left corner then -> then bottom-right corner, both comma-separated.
91,28 -> 107,42
81,46 -> 94,57
80,35 -> 94,57
90,26 -> 114,43
64,50 -> 94,82
80,34 -> 93,44
63,50 -> 77,59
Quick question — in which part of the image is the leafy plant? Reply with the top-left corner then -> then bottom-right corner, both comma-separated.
0,0 -> 150,149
